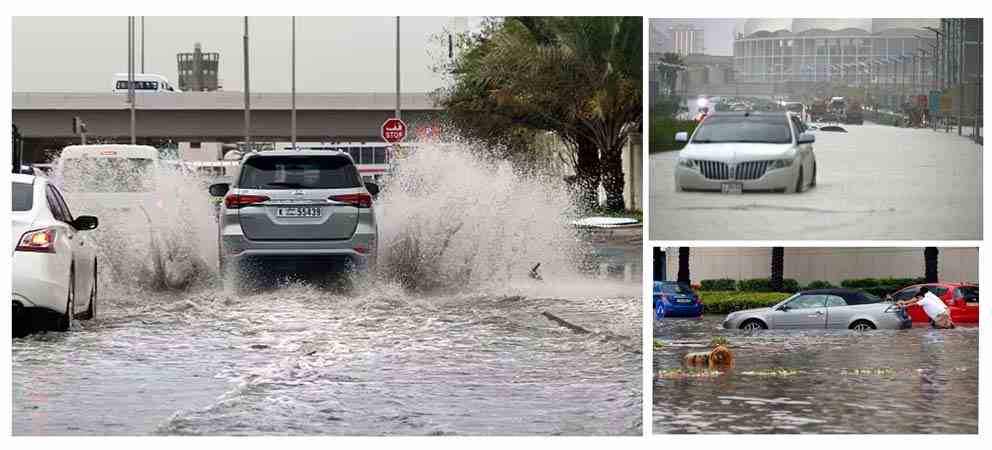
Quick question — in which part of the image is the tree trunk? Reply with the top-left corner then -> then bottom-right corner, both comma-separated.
677,247 -> 690,285
924,247 -> 939,283
600,144 -> 626,212
770,247 -> 784,292
572,137 -> 601,212
653,247 -> 665,281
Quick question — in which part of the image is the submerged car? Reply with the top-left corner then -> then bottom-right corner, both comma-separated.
888,283 -> 979,324
209,150 -> 380,289
12,174 -> 100,337
675,111 -> 817,193
722,288 -> 910,331
654,281 -> 703,318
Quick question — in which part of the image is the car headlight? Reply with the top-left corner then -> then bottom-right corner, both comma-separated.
770,158 -> 794,169
678,158 -> 696,169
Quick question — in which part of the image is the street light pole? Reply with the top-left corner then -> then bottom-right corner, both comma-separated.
395,16 -> 401,121
291,16 -> 296,150
244,17 -> 251,147
128,16 -> 136,145
141,16 -> 145,74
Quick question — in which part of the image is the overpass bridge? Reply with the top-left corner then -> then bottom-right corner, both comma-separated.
13,91 -> 442,162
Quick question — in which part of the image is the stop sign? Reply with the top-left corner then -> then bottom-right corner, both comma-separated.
381,118 -> 407,144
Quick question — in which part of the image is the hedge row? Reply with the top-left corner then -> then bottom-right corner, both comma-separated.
698,278 -> 800,293
699,291 -> 793,315
697,277 -> 926,295
649,117 -> 698,153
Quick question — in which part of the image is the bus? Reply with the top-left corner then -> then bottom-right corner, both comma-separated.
112,73 -> 180,94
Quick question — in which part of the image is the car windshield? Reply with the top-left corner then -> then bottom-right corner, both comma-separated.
691,115 -> 793,144
12,182 -> 33,211
60,158 -> 155,192
659,283 -> 692,294
239,155 -> 362,190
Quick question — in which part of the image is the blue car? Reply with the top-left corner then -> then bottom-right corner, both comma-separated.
653,281 -> 703,318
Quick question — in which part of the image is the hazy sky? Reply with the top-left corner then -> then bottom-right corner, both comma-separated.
13,16 -> 478,92
649,18 -> 741,56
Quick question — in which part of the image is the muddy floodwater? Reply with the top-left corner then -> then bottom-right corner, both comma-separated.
653,315 -> 978,434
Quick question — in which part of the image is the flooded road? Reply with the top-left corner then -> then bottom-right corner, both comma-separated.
13,280 -> 641,435
653,315 -> 978,434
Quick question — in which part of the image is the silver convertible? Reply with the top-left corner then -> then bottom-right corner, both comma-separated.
722,289 -> 911,331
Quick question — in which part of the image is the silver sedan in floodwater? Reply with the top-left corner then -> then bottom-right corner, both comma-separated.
722,288 -> 911,331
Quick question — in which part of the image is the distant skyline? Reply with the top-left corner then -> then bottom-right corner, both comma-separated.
649,19 -> 740,56
13,16 -> 479,92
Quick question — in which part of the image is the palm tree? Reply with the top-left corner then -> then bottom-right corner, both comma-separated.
770,247 -> 784,292
677,247 -> 690,285
924,247 -> 939,283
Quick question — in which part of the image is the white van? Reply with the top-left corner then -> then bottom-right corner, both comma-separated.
57,145 -> 161,214
111,73 -> 180,94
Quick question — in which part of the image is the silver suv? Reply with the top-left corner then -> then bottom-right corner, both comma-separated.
209,150 -> 379,288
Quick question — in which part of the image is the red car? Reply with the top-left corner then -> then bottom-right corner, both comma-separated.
889,283 -> 979,324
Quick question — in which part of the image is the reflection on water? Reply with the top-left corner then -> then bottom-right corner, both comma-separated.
653,315 -> 978,434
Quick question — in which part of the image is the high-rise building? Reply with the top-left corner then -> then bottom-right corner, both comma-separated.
669,25 -> 705,56
177,43 -> 220,92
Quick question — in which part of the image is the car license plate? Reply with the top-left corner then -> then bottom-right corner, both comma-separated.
721,182 -> 743,194
676,299 -> 692,304
277,207 -> 321,218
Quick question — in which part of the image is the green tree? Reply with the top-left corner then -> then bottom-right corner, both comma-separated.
924,247 -> 939,283
770,247 -> 784,292
435,17 -> 642,212
677,247 -> 691,285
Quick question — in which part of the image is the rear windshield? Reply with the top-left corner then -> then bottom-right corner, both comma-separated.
658,283 -> 693,294
692,115 -> 793,144
238,155 -> 362,190
12,182 -> 33,211
60,158 -> 155,192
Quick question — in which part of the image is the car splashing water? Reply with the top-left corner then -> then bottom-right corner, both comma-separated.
51,158 -> 218,293
653,316 -> 978,433
375,143 -> 585,293
14,144 -> 641,435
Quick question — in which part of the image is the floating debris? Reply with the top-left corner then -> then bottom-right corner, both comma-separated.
657,368 -> 723,380
740,368 -> 799,377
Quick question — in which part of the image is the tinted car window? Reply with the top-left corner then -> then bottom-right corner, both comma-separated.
12,182 -> 33,211
955,286 -> 978,302
893,288 -> 919,302
45,185 -> 69,223
239,155 -> 362,190
659,283 -> 693,294
787,294 -> 825,310
692,115 -> 793,144
845,291 -> 883,305
928,286 -> 949,297
824,295 -> 846,307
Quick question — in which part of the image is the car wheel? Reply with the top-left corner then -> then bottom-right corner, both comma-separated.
793,167 -> 804,193
810,162 -> 817,188
675,179 -> 684,192
850,320 -> 876,331
80,260 -> 97,320
740,319 -> 767,331
58,266 -> 75,332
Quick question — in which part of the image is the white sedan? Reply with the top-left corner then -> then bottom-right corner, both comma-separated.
11,174 -> 100,337
674,111 -> 817,194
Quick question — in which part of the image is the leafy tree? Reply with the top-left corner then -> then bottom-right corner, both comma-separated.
924,247 -> 939,283
770,247 -> 784,292
677,247 -> 691,285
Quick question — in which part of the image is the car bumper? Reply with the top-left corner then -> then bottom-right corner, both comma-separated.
675,164 -> 796,192
221,235 -> 377,272
660,303 -> 703,317
11,253 -> 68,315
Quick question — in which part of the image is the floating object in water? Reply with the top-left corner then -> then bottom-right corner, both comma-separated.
684,345 -> 735,370
657,368 -> 723,380
570,217 -> 640,228
529,262 -> 543,281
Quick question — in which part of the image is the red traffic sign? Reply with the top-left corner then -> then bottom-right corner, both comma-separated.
381,118 -> 407,144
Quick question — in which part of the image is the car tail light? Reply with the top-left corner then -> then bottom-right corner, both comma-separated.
224,194 -> 270,209
16,229 -> 56,253
353,245 -> 369,254
329,193 -> 372,208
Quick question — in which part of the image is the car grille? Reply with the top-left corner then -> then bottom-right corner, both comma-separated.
735,161 -> 772,180
694,160 -> 730,180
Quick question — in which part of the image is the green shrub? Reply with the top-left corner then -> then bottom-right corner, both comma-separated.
700,279 -> 737,291
804,280 -> 835,290
649,118 -> 698,153
738,278 -> 799,293
699,291 -> 793,315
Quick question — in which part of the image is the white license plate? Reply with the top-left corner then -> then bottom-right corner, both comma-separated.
276,207 -> 322,218
676,299 -> 692,304
721,182 -> 743,194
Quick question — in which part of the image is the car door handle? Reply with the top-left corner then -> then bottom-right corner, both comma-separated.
808,311 -> 823,317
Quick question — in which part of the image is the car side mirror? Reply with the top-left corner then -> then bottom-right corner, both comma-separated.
675,132 -> 688,143
798,133 -> 815,144
209,183 -> 230,197
777,305 -> 790,312
364,182 -> 380,197
73,215 -> 98,231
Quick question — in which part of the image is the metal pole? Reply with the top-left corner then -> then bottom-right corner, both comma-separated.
141,16 -> 145,74
958,19 -> 964,136
129,17 -> 136,145
395,16 -> 401,120
244,17 -> 251,147
291,16 -> 296,149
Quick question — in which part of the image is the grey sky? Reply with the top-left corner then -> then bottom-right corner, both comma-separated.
649,18 -> 741,56
13,16 -> 475,93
